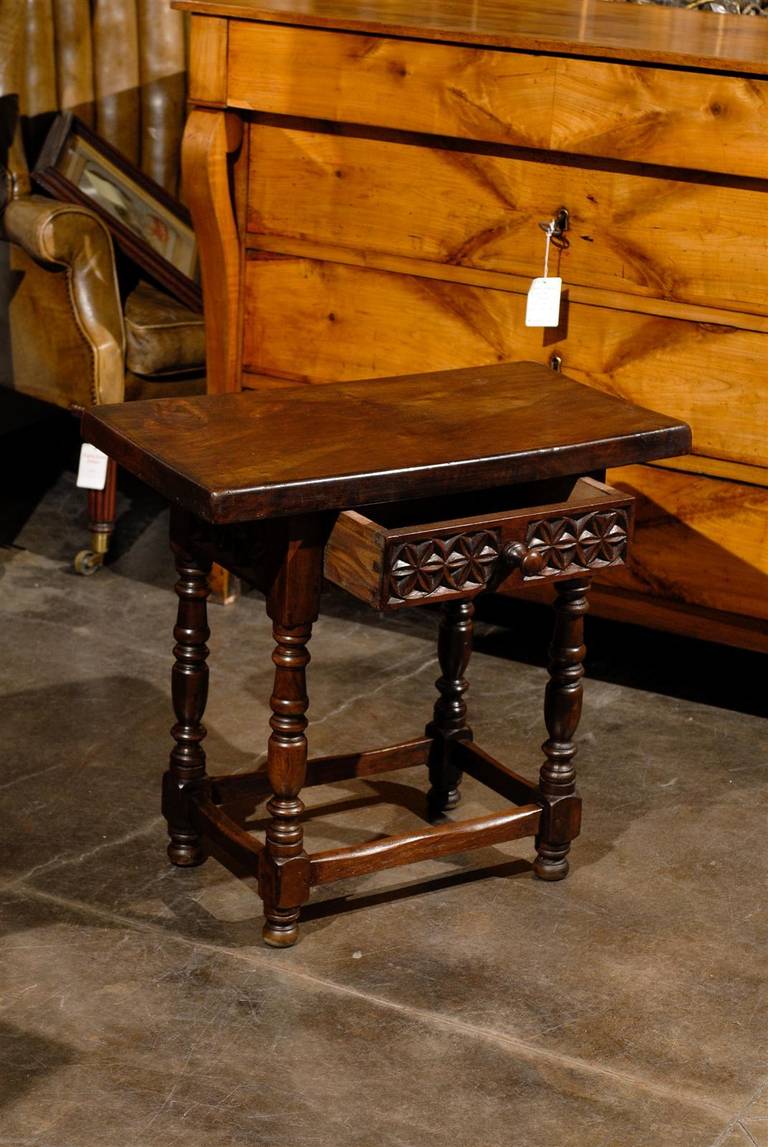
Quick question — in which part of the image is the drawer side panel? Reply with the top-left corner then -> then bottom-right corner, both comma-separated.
323,510 -> 385,606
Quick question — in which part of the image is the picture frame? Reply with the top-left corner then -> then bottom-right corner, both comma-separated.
33,112 -> 202,313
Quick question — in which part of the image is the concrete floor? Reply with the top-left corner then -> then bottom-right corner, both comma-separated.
1,420 -> 767,1146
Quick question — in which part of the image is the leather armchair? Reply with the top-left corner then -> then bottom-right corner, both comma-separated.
0,0 -> 205,572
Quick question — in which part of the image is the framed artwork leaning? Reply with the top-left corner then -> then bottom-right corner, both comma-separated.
33,112 -> 202,312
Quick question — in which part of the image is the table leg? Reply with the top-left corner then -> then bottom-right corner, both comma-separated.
163,540 -> 212,867
260,522 -> 323,947
426,599 -> 474,819
534,576 -> 589,881
75,458 -> 117,575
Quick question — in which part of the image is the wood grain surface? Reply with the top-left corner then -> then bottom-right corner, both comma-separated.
82,363 -> 689,523
182,109 -> 243,392
241,256 -> 767,470
247,124 -> 768,318
604,464 -> 768,621
652,455 -> 768,488
188,14 -> 228,104
322,510 -> 385,608
309,805 -> 542,884
172,0 -> 768,74
228,24 -> 768,178
246,234 -> 768,335
566,582 -> 768,653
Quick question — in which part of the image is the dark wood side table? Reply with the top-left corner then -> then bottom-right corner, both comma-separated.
83,362 -> 690,947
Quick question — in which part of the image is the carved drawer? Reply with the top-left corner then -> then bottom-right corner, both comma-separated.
324,477 -> 634,610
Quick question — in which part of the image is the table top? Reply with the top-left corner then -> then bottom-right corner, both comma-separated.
83,363 -> 690,524
173,0 -> 768,75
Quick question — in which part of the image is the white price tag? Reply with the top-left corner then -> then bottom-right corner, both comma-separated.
76,443 -> 109,490
525,277 -> 562,328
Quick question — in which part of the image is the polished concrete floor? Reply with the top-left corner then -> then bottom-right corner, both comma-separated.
1,413 -> 767,1146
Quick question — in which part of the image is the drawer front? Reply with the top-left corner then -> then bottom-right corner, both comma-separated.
247,124 -> 768,318
242,256 -> 768,470
230,23 -> 768,178
325,478 -> 634,609
603,465 -> 768,621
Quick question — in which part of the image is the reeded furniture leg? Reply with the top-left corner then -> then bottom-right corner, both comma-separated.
74,458 -> 117,575
259,520 -> 322,947
426,599 -> 474,819
534,576 -> 590,882
163,540 -> 212,867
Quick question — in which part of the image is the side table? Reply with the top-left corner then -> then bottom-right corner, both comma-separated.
83,362 -> 690,946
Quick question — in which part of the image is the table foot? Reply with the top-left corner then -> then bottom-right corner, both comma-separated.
427,784 -> 462,820
167,832 -> 207,868
443,786 -> 462,810
263,909 -> 300,948
533,842 -> 570,881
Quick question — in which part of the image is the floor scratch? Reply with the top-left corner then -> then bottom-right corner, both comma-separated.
5,881 -> 733,1122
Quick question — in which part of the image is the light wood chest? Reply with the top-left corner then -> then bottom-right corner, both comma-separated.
177,0 -> 768,651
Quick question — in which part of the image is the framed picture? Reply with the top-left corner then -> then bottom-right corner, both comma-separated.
33,112 -> 202,313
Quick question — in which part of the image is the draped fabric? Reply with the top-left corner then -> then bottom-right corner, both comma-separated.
16,0 -> 187,194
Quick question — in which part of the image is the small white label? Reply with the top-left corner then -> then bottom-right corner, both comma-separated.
525,277 -> 562,328
76,443 -> 109,490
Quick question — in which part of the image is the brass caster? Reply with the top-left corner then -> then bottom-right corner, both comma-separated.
74,549 -> 104,576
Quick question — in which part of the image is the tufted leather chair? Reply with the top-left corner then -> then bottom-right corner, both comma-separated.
0,0 -> 205,572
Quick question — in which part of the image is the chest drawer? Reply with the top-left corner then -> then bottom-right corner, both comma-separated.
242,256 -> 768,471
248,124 -> 768,319
325,477 -> 634,610
603,464 -> 768,622
230,23 -> 768,179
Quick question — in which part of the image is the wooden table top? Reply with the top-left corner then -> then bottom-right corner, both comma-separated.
83,363 -> 690,523
173,0 -> 768,75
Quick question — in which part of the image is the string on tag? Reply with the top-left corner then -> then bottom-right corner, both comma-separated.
529,210 -> 567,327
543,222 -> 553,281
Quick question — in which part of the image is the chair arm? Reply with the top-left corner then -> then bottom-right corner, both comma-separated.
3,196 -> 126,404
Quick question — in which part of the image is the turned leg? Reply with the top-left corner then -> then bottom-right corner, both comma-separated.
259,520 -> 323,948
162,541 -> 212,867
534,576 -> 589,881
260,620 -> 313,947
75,458 -> 117,575
426,599 -> 474,819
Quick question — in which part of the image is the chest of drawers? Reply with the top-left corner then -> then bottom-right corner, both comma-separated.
177,0 -> 768,651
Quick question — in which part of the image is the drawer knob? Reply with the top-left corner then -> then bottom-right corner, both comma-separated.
502,541 -> 546,577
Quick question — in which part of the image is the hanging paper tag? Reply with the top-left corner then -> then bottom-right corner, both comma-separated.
525,277 -> 562,328
76,443 -> 109,490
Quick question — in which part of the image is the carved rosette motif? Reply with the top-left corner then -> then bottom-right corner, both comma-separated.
525,509 -> 629,577
388,530 -> 500,602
